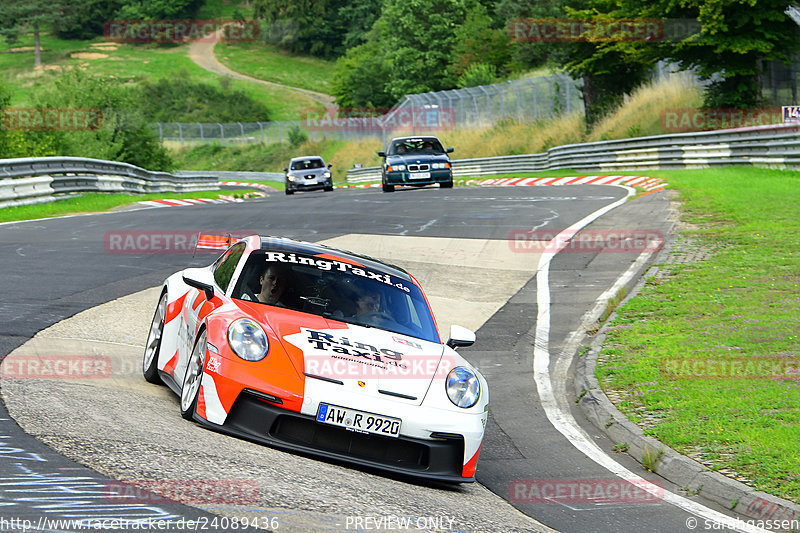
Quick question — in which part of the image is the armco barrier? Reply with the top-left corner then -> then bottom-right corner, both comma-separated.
346,123 -> 800,182
0,156 -> 220,207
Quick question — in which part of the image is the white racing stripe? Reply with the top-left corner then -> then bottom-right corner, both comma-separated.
533,186 -> 769,533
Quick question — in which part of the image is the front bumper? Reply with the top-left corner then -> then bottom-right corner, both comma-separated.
198,390 -> 473,482
384,169 -> 452,186
286,177 -> 332,191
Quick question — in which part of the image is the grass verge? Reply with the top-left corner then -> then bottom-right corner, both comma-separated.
215,42 -> 335,96
0,189 -> 259,223
596,167 -> 800,502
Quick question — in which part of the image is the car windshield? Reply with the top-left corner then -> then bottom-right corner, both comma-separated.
290,158 -> 324,170
231,250 -> 440,343
389,138 -> 444,155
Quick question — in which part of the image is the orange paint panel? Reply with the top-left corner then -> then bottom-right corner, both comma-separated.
462,444 -> 481,478
313,253 -> 363,267
196,384 -> 207,419
192,291 -> 205,310
165,293 -> 188,324
163,349 -> 178,377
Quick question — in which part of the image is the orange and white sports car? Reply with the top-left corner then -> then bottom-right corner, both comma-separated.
142,235 -> 488,482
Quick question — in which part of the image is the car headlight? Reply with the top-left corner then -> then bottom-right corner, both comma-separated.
287,176 -> 297,182
445,366 -> 480,408
323,171 -> 331,178
387,164 -> 405,172
227,318 -> 269,361
432,162 -> 450,169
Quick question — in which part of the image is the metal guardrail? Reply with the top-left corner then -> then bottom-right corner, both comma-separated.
346,123 -> 800,182
175,170 -> 285,183
0,156 -> 220,208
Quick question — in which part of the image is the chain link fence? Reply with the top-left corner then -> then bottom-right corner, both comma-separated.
153,74 -> 584,146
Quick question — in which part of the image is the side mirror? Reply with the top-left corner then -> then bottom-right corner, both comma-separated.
183,274 -> 214,302
377,151 -> 386,157
283,167 -> 288,172
446,325 -> 475,349
327,163 -> 333,168
446,147 -> 454,153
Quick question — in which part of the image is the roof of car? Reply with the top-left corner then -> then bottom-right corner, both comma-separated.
289,155 -> 324,161
257,236 -> 411,281
390,136 -> 441,142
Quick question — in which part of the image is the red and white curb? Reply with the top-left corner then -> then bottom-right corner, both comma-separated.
139,181 -> 274,208
466,175 -> 666,191
138,197 -> 243,208
341,176 -> 667,191
221,181 -> 274,191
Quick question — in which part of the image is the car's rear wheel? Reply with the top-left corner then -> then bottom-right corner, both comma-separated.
142,291 -> 167,385
180,328 -> 207,420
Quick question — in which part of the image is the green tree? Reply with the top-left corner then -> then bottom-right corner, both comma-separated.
378,0 -> 470,100
646,0 -> 800,108
561,2 -> 657,126
331,38 -> 394,109
338,0 -> 383,50
253,0 -> 350,58
450,3 -> 513,80
0,0 -> 74,67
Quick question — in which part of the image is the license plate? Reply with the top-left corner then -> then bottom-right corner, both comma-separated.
316,403 -> 401,438
409,171 -> 430,180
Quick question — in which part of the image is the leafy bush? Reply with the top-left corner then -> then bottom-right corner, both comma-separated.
33,71 -> 173,170
137,75 -> 270,123
457,63 -> 498,88
287,124 -> 308,147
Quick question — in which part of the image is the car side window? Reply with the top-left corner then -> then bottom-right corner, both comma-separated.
213,242 -> 246,292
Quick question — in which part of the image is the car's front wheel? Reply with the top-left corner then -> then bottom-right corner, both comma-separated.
142,291 -> 167,385
285,187 -> 294,195
441,175 -> 454,188
180,328 -> 207,420
382,179 -> 395,192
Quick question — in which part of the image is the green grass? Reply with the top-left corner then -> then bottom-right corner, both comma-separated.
596,167 -> 800,502
1,32 -> 322,120
0,189 -> 260,223
216,42 -> 336,97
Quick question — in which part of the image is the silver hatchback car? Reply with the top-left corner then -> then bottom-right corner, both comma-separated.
283,156 -> 334,195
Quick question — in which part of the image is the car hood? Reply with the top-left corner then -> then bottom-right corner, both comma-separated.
385,153 -> 450,165
287,167 -> 328,177
252,305 -> 448,405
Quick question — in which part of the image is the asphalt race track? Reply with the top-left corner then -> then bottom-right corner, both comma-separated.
0,186 -> 752,532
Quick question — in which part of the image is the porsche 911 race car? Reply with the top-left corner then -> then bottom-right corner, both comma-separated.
142,235 -> 488,482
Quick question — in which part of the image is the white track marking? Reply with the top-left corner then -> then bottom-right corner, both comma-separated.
533,186 -> 769,532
